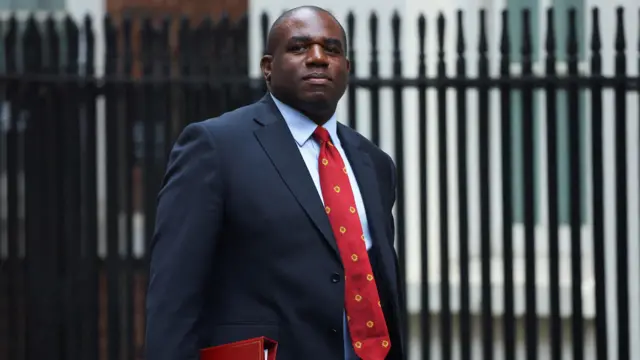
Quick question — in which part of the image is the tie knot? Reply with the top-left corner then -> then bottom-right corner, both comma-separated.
313,126 -> 331,144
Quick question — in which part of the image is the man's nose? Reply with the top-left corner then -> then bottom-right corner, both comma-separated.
306,45 -> 329,66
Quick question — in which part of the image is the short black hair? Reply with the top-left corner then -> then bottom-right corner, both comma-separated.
264,5 -> 348,56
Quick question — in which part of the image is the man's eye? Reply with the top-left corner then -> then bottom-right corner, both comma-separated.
289,45 -> 306,52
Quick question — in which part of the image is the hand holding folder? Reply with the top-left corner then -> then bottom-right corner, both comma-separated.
200,336 -> 278,360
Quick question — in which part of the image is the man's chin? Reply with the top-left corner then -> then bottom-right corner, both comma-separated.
299,93 -> 331,108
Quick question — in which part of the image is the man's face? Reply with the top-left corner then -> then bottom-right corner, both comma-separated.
261,9 -> 350,115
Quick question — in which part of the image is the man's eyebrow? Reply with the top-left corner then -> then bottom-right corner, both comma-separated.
288,36 -> 344,48
324,38 -> 344,48
288,35 -> 312,43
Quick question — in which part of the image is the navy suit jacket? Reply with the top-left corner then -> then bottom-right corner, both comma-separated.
145,94 -> 407,360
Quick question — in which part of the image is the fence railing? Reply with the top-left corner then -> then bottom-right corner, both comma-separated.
1,6 -> 639,360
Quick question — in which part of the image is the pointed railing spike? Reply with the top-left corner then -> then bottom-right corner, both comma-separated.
261,12 -> 270,53
418,14 -> 426,77
567,8 -> 578,57
500,10 -> 510,57
437,12 -> 446,77
369,12 -> 379,77
346,12 -> 355,73
615,7 -> 625,52
457,10 -> 465,54
546,8 -> 556,55
392,11 -> 402,76
522,9 -> 532,57
479,9 -> 487,54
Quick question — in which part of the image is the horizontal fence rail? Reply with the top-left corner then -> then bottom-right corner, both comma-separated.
0,73 -> 638,88
0,6 -> 639,360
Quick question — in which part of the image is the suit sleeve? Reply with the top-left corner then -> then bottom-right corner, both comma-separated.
145,122 -> 223,360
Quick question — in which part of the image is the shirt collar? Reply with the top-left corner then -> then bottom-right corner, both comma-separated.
269,93 -> 340,147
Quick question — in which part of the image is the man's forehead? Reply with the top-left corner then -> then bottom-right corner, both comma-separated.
277,9 -> 342,37
265,7 -> 346,54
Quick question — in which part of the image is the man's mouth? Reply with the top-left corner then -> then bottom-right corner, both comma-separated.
303,73 -> 332,82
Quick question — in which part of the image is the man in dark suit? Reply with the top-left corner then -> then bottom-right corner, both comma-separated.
145,5 -> 406,360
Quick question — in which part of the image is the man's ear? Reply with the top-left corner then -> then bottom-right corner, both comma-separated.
260,55 -> 273,82
345,58 -> 351,73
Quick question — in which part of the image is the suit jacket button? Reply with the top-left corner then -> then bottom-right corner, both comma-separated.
331,273 -> 341,283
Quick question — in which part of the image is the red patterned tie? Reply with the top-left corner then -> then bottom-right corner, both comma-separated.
313,126 -> 391,360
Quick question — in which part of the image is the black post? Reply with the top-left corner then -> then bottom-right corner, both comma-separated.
0,15 -> 5,358
417,13 -> 430,360
499,10 -> 515,360
346,12 -> 356,130
160,16 -> 172,169
235,15 -> 252,105
544,8 -> 561,360
589,9 -> 607,360
259,12 -> 269,97
613,7 -> 629,360
227,14 -> 242,111
204,17 -> 218,117
261,12 -> 269,53
41,14 -> 62,360
520,9 -> 537,360
436,13 -> 451,360
103,15 -> 121,360
120,15 -> 136,360
23,14 -> 58,360
477,10 -> 493,360
4,15 -> 24,360
191,18 -> 207,123
390,14 -> 407,350
637,9 -> 640,356
178,16 -> 193,130
214,14 -> 230,115
141,17 -> 158,296
454,11 -> 470,360
566,8 -> 583,360
62,15 -> 81,360
41,16 -> 62,360
369,13 -> 380,146
140,16 -> 161,357
80,14 -> 99,360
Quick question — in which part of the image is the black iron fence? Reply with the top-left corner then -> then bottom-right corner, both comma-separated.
1,6 -> 639,360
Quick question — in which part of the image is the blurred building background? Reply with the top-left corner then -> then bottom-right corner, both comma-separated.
0,0 -> 639,359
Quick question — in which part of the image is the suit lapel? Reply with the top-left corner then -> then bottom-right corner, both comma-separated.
253,95 -> 340,259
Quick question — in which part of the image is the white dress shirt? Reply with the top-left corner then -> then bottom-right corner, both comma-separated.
270,93 -> 371,360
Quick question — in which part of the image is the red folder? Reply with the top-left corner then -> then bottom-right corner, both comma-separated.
200,336 -> 278,360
